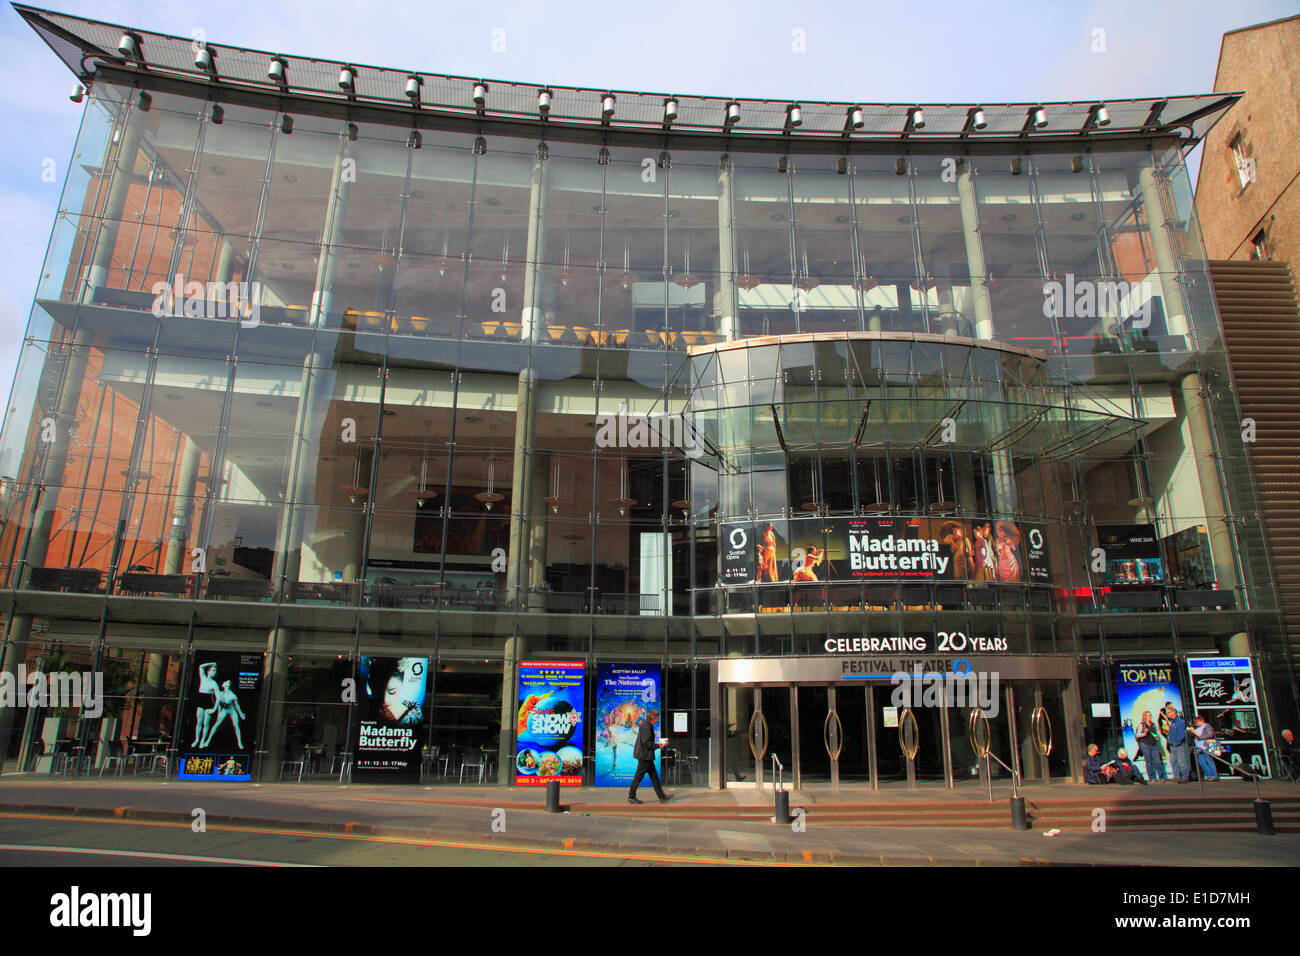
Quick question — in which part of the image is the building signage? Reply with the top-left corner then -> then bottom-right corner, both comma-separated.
823,633 -> 1010,654
352,657 -> 428,782
1187,657 -> 1270,779
1114,661 -> 1183,780
516,660 -> 585,787
594,662 -> 661,787
178,652 -> 263,781
1099,524 -> 1164,585
719,516 -> 1048,585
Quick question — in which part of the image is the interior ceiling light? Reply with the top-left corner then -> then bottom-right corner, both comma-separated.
345,121 -> 358,141
210,103 -> 224,125
536,142 -> 549,161
836,156 -> 848,175
473,135 -> 487,155
1010,157 -> 1023,175
777,156 -> 788,174
597,146 -> 610,165
664,98 -> 678,123
538,89 -> 552,113
408,130 -> 422,149
338,67 -> 356,92
724,102 -> 740,126
137,91 -> 151,111
895,157 -> 907,175
1071,155 -> 1084,173
280,114 -> 293,134
657,150 -> 671,169
473,82 -> 487,107
601,93 -> 616,118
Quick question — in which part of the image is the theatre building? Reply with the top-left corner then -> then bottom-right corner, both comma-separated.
1,6 -> 1295,791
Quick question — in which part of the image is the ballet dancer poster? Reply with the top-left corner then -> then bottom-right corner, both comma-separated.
178,652 -> 264,781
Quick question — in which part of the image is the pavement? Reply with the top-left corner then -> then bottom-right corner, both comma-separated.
1,774 -> 1297,865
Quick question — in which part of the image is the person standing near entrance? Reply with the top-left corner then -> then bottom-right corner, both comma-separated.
1135,710 -> 1165,781
628,709 -> 670,804
1165,705 -> 1190,782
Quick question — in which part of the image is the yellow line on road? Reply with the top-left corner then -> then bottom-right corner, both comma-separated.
0,811 -> 807,866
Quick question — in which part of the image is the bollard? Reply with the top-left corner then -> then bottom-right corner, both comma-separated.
774,789 -> 793,824
1010,795 -> 1029,830
545,779 -> 561,813
1254,799 -> 1275,835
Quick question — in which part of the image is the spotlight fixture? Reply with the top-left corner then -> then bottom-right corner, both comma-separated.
473,135 -> 487,155
597,146 -> 610,165
1032,106 -> 1048,129
657,150 -> 671,169
664,98 -> 678,123
724,102 -> 740,126
777,155 -> 788,174
472,82 -> 487,107
836,156 -> 848,175
210,103 -> 224,125
1010,157 -> 1023,175
601,93 -> 616,118
895,157 -> 907,176
69,84 -> 85,103
538,89 -> 552,113
195,47 -> 213,71
1096,104 -> 1110,126
280,114 -> 293,134
404,76 -> 420,100
1071,155 -> 1084,173
969,107 -> 987,130
908,107 -> 925,130
536,142 -> 549,161
268,58 -> 286,83
408,130 -> 422,149
338,67 -> 356,92
786,104 -> 803,127
847,106 -> 864,130
117,33 -> 137,58
345,121 -> 358,141
137,91 -> 151,112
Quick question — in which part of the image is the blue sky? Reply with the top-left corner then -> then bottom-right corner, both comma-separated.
0,0 -> 1294,400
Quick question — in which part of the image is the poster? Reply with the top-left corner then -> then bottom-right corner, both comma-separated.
178,651 -> 263,781
720,516 -> 1047,586
516,660 -> 585,786
1114,661 -> 1184,779
594,663 -> 661,787
1164,526 -> 1215,588
1187,657 -> 1270,779
1099,524 -> 1164,585
352,656 -> 429,782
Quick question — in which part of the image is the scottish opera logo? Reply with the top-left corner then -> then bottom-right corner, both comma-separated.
1042,274 -> 1152,329
729,526 -> 748,551
151,273 -> 261,328
0,665 -> 103,718
889,659 -> 999,717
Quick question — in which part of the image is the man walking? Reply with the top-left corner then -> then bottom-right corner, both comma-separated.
1165,705 -> 1190,782
628,709 -> 670,804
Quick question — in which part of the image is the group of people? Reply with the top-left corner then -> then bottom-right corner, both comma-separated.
1086,703 -> 1224,784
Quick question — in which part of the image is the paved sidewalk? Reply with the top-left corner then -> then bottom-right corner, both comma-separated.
1,776 -> 1296,865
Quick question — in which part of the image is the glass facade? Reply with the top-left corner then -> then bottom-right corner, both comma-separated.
0,63 -> 1293,789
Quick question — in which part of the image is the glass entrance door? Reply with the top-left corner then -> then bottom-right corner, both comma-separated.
796,685 -> 831,786
759,686 -> 793,787
875,698 -> 948,788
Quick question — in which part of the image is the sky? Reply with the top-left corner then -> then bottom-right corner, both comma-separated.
0,0 -> 1294,407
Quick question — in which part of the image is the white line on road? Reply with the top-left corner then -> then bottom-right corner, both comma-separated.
0,844 -> 319,867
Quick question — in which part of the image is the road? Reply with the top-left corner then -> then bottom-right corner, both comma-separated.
0,812 -> 720,866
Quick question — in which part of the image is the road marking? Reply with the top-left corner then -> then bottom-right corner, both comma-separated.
0,844 -> 317,866
0,811 -> 805,866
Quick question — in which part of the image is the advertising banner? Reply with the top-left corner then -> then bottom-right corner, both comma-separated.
1114,662 -> 1183,780
1098,524 -> 1164,585
1164,526 -> 1215,588
352,656 -> 429,782
178,652 -> 263,781
1187,657 -> 1270,779
720,516 -> 1044,585
516,660 -> 585,786
594,663 -> 661,787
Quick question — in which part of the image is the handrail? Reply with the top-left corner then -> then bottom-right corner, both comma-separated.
770,753 -> 784,793
1189,731 -> 1263,800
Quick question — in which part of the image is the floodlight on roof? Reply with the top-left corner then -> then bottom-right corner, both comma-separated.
117,33 -> 137,58
405,76 -> 420,100
664,98 -> 678,123
538,89 -> 552,113
970,108 -> 987,130
69,83 -> 85,103
601,94 -> 616,119
786,105 -> 802,128
908,107 -> 925,130
847,107 -> 864,130
195,47 -> 213,71
268,58 -> 286,83
724,102 -> 740,126
338,67 -> 356,92
473,82 -> 487,107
